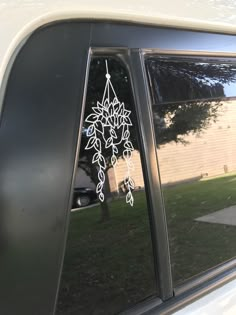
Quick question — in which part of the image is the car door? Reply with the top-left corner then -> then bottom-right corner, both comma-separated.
1,21 -> 236,315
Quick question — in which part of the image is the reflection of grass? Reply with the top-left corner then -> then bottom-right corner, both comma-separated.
57,192 -> 155,315
164,173 -> 236,284
57,174 -> 236,314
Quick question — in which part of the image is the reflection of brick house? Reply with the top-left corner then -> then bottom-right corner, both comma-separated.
107,150 -> 145,193
158,100 -> 236,184
75,151 -> 145,193
76,100 -> 236,191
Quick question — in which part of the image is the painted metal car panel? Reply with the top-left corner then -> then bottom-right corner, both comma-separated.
1,0 -> 236,93
174,278 -> 236,315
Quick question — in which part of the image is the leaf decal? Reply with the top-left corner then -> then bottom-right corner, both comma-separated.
118,116 -> 123,128
95,121 -> 104,134
113,146 -> 118,154
124,109 -> 131,117
84,60 -> 135,206
114,115 -> 119,127
111,155 -> 117,166
86,124 -> 95,137
113,97 -> 118,105
85,113 -> 98,123
85,137 -> 96,150
96,182 -> 102,193
99,192 -> 104,202
92,107 -> 102,114
97,101 -> 103,108
126,191 -> 134,206
113,100 -> 120,113
105,137 -> 113,148
98,155 -> 106,169
92,152 -> 100,163
104,99 -> 109,108
123,117 -> 132,126
123,149 -> 132,159
94,139 -> 101,151
107,116 -> 115,126
117,103 -> 124,115
124,141 -> 134,150
123,130 -> 130,139
110,129 -> 117,139
108,104 -> 113,115
129,178 -> 135,190
98,170 -> 105,182
124,177 -> 129,186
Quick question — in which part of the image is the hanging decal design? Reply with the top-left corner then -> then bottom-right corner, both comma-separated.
85,60 -> 135,206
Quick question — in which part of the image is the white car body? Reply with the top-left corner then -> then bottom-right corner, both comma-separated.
1,1 -> 236,314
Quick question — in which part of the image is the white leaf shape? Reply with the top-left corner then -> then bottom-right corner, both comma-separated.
110,129 -> 117,139
123,130 -> 130,139
97,102 -> 103,108
98,155 -> 106,169
124,141 -> 134,150
92,152 -> 99,163
98,170 -> 105,182
126,191 -> 134,206
85,113 -> 98,123
123,149 -> 132,159
129,178 -> 135,190
92,107 -> 102,114
96,182 -> 102,193
113,146 -> 118,154
94,139 -> 101,151
111,155 -> 117,166
124,109 -> 131,117
117,103 -> 124,115
86,124 -> 95,137
85,137 -> 96,150
123,116 -> 132,126
104,99 -> 109,108
105,137 -> 113,148
95,121 -> 104,134
99,192 -> 104,202
113,97 -> 118,105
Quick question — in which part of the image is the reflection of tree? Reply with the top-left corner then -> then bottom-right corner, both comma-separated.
146,58 -> 236,146
152,99 -> 223,146
78,57 -> 236,220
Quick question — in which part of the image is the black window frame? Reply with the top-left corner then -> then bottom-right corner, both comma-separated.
1,21 -> 236,315
86,23 -> 236,314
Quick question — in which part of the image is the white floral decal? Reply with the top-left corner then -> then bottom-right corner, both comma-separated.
85,60 -> 135,206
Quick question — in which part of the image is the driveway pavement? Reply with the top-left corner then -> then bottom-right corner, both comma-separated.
196,205 -> 236,226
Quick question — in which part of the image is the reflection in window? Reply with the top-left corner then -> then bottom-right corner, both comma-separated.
56,58 -> 156,314
146,57 -> 236,285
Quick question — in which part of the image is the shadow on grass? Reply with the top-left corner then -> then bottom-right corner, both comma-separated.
57,192 -> 156,315
57,173 -> 236,314
163,173 -> 236,284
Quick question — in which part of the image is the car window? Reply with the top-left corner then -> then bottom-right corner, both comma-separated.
145,56 -> 236,285
56,57 -> 156,314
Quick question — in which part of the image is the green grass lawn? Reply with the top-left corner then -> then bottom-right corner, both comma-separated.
57,192 -> 155,315
57,173 -> 236,314
164,172 -> 236,283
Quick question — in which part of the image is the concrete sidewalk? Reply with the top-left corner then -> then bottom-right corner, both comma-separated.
196,205 -> 236,226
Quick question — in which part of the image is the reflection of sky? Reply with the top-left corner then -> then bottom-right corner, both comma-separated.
224,83 -> 236,97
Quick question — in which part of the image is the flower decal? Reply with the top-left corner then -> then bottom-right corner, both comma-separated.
85,60 -> 135,206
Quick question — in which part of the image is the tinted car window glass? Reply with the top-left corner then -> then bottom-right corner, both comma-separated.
56,57 -> 156,314
146,56 -> 236,285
